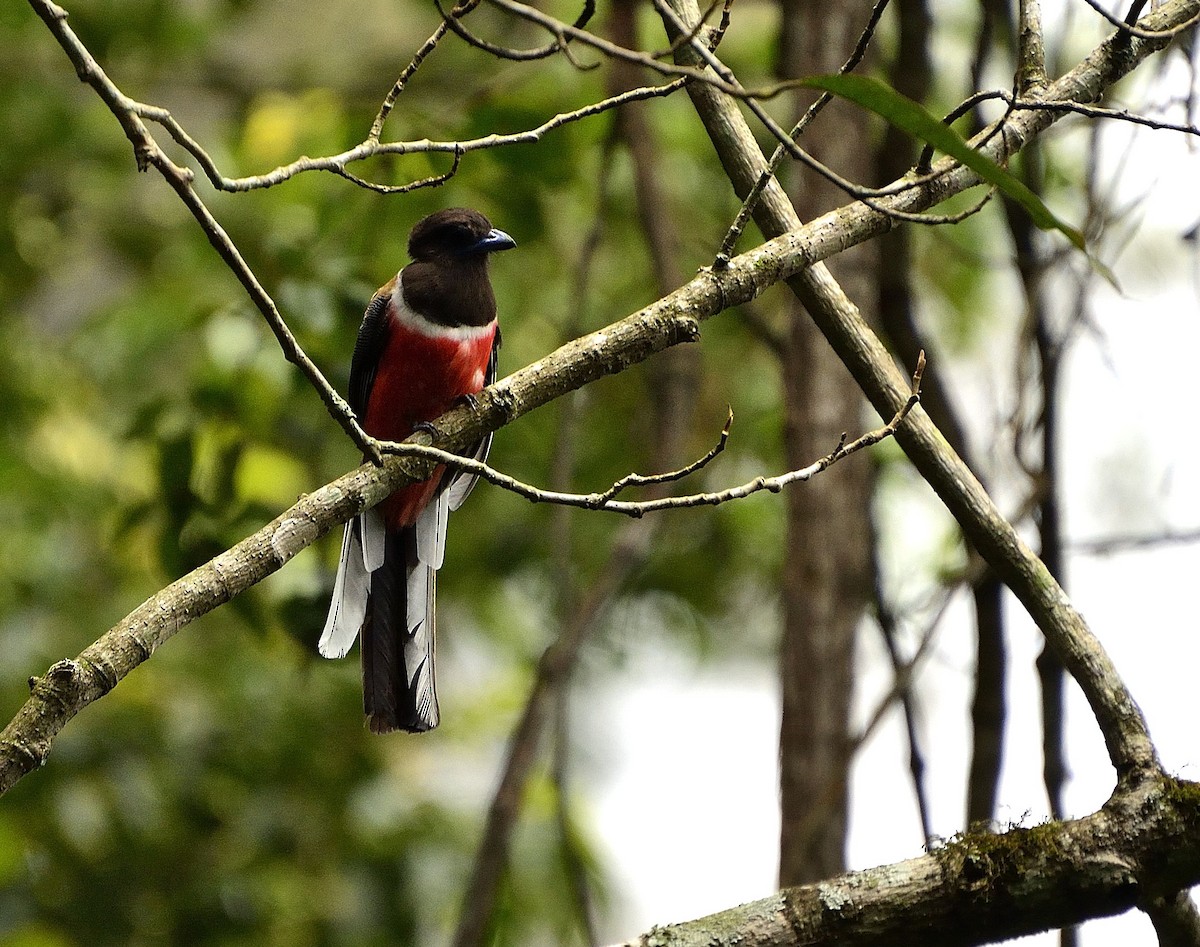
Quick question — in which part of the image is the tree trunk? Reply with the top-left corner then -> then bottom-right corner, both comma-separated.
776,0 -> 879,886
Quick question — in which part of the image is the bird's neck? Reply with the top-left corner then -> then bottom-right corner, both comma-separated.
399,258 -> 497,329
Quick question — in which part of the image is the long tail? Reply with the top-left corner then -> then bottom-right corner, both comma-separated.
319,499 -> 444,733
362,523 -> 440,734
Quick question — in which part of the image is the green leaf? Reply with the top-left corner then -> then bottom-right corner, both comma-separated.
797,74 -> 1087,251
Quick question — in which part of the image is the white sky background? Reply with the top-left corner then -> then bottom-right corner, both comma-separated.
583,28 -> 1200,947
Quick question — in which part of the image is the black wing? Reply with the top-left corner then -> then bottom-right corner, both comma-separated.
349,290 -> 393,421
485,325 -> 500,392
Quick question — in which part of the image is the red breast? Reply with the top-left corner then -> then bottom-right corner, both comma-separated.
364,298 -> 497,528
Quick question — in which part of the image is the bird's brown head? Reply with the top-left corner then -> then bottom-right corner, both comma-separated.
407,208 -> 516,263
401,208 -> 516,328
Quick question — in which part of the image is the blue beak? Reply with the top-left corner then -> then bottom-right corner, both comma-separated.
469,228 -> 517,255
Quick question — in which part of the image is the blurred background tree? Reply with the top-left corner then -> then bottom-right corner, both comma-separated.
1,0 -> 1197,944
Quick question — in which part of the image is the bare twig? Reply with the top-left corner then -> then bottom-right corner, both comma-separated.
1078,0 -> 1200,38
786,566 -> 947,858
716,0 -> 894,261
957,85 -> 1200,137
1070,527 -> 1200,554
1001,92 -> 1200,134
369,10 -> 461,141
915,89 -> 1018,175
862,188 -> 996,225
589,409 -> 731,502
852,590 -> 945,756
379,357 -> 919,517
142,80 -> 686,194
375,367 -> 917,517
869,515 -> 935,845
434,0 -> 595,61
330,146 -> 463,194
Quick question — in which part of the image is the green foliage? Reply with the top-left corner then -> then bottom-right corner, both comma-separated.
800,74 -> 1088,251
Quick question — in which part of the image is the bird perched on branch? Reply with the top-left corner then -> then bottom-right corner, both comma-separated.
319,208 -> 516,733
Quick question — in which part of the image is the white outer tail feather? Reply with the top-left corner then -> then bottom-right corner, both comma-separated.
405,496 -> 444,727
415,491 -> 449,570
405,553 -> 438,727
361,508 -> 386,571
318,519 -> 369,659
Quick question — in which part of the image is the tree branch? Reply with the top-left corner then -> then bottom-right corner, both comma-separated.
1017,0 -> 1049,91
614,775 -> 1200,947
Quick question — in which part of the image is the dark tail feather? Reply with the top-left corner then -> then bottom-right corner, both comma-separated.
362,528 -> 439,733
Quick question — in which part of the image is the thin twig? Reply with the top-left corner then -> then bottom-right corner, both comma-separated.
369,12 -> 461,141
1000,93 -> 1200,134
716,0 -> 894,261
915,89 -> 1018,174
329,146 -> 462,194
785,573 -> 947,858
591,409 -> 732,502
1078,0 -> 1200,38
869,517 -> 935,845
859,187 -> 995,225
434,0 -> 595,61
382,357 -> 920,518
1070,527 -> 1200,554
139,80 -> 685,193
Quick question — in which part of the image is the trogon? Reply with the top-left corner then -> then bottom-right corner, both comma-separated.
319,208 -> 515,733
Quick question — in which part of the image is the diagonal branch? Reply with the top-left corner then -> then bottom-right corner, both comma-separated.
105,54 -> 688,193
369,7 -> 461,141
